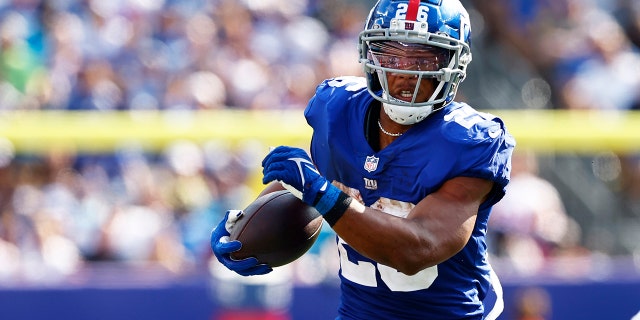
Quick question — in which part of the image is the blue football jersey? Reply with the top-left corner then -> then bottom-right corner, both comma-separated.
304,76 -> 515,319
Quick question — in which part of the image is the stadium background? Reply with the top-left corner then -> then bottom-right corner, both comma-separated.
0,0 -> 639,319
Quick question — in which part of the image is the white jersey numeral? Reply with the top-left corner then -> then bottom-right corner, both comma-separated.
443,106 -> 485,129
327,76 -> 366,92
337,240 -> 377,287
338,237 -> 439,292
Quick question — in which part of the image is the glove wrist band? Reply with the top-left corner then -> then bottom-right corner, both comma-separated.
315,187 -> 351,227
314,184 -> 340,213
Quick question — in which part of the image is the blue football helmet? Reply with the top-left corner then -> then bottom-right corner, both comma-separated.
359,0 -> 472,125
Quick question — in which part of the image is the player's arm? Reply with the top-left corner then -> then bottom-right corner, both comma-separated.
332,176 -> 492,275
261,146 -> 493,275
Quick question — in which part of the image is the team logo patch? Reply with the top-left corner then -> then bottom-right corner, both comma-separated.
364,178 -> 378,190
364,156 -> 379,173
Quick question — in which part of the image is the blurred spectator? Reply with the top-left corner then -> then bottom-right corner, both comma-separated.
467,0 -> 571,108
615,0 -> 640,50
468,0 -> 640,111
489,150 -> 585,274
513,287 -> 552,320
559,5 -> 640,111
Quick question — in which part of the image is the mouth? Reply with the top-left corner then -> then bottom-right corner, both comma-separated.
394,90 -> 415,102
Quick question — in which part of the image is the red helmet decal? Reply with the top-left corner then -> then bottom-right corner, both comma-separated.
406,0 -> 421,21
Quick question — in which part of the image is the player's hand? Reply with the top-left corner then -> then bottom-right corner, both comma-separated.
262,146 -> 329,206
210,210 -> 272,276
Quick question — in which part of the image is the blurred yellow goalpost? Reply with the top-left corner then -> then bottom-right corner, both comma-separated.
0,109 -> 638,154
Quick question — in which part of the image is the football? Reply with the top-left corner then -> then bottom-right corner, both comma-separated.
229,190 -> 323,268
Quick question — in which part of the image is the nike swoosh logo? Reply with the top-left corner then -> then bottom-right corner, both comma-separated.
289,157 -> 320,187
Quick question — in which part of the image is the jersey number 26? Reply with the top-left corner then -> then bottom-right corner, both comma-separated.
338,237 -> 438,292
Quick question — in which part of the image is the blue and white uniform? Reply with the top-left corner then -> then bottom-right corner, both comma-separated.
305,76 -> 515,319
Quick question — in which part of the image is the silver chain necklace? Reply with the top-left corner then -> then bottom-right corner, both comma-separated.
377,120 -> 404,137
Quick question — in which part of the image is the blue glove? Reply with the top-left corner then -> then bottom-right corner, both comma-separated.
210,210 -> 272,276
262,146 -> 344,216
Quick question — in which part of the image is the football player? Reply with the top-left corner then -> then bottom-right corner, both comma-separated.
212,0 -> 515,319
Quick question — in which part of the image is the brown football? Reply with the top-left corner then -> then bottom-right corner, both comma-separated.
229,190 -> 323,268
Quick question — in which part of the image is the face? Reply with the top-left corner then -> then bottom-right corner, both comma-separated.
369,42 -> 449,103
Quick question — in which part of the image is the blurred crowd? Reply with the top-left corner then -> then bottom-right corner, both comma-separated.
469,0 -> 640,111
0,0 -> 639,283
0,138 -> 261,283
468,0 -> 640,276
0,0 -> 367,111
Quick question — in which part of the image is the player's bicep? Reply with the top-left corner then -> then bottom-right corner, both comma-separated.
434,176 -> 495,206
410,177 -> 493,257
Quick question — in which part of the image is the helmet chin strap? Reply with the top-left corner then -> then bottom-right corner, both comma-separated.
382,99 -> 434,125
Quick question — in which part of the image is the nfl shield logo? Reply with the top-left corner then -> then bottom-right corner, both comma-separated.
364,156 -> 379,173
